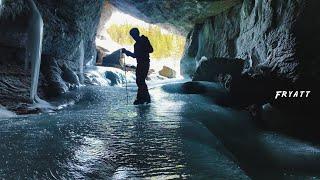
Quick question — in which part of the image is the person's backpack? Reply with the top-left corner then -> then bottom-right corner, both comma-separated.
141,35 -> 153,54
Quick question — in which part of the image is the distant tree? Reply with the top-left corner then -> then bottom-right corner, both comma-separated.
107,23 -> 185,60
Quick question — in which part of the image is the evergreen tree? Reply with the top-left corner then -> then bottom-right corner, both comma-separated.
107,23 -> 185,60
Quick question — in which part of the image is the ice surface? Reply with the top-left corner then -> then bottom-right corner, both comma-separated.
1,82 -> 320,179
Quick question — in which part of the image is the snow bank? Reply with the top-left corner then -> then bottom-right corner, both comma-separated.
0,105 -> 16,118
84,66 -> 135,86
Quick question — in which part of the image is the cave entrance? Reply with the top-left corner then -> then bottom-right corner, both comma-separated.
96,9 -> 186,78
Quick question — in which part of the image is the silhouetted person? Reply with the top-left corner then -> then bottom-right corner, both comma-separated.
122,28 -> 153,105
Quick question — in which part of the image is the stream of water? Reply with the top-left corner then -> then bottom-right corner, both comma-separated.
1,83 -> 320,179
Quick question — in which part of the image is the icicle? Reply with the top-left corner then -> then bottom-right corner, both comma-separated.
78,39 -> 84,84
26,0 -> 43,103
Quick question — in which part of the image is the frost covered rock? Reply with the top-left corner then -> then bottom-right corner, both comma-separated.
84,66 -> 135,87
105,71 -> 125,86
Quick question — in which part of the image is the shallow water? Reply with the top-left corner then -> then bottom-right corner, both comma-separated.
0,84 -> 320,179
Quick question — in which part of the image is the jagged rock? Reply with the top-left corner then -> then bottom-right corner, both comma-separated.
159,66 -> 176,79
61,64 -> 81,87
40,56 -> 68,96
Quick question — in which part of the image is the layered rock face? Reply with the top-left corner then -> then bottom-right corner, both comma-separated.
181,0 -> 320,82
0,0 -> 104,107
0,1 -> 37,107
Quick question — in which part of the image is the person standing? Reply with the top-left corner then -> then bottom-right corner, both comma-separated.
122,28 -> 153,105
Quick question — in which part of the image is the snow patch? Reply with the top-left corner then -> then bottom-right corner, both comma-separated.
0,105 -> 16,118
84,66 -> 135,86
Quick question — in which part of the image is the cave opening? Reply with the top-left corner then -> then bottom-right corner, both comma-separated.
94,8 -> 186,81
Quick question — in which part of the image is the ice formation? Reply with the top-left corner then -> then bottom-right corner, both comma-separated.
26,0 -> 43,103
78,40 -> 85,83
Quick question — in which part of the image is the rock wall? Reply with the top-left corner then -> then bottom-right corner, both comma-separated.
34,0 -> 103,68
181,0 -> 320,82
0,0 -> 104,107
0,0 -> 40,107
109,0 -> 241,35
96,2 -> 113,38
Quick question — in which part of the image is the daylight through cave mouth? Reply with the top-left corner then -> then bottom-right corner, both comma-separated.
95,8 -> 186,76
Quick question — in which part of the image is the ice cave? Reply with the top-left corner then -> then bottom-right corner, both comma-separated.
0,0 -> 320,179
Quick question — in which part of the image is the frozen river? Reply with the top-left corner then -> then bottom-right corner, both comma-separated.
1,83 -> 320,179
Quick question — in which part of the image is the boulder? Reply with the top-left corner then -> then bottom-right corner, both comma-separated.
159,66 -> 176,78
104,68 -> 127,86
102,49 -> 124,67
61,64 -> 81,87
193,57 -> 245,82
96,46 -> 109,65
40,56 -> 69,96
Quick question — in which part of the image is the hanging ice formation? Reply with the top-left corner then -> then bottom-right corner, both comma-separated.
79,40 -> 85,84
25,0 -> 43,103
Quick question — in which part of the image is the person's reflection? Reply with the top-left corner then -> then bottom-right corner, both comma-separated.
135,105 -> 151,119
127,105 -> 152,168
